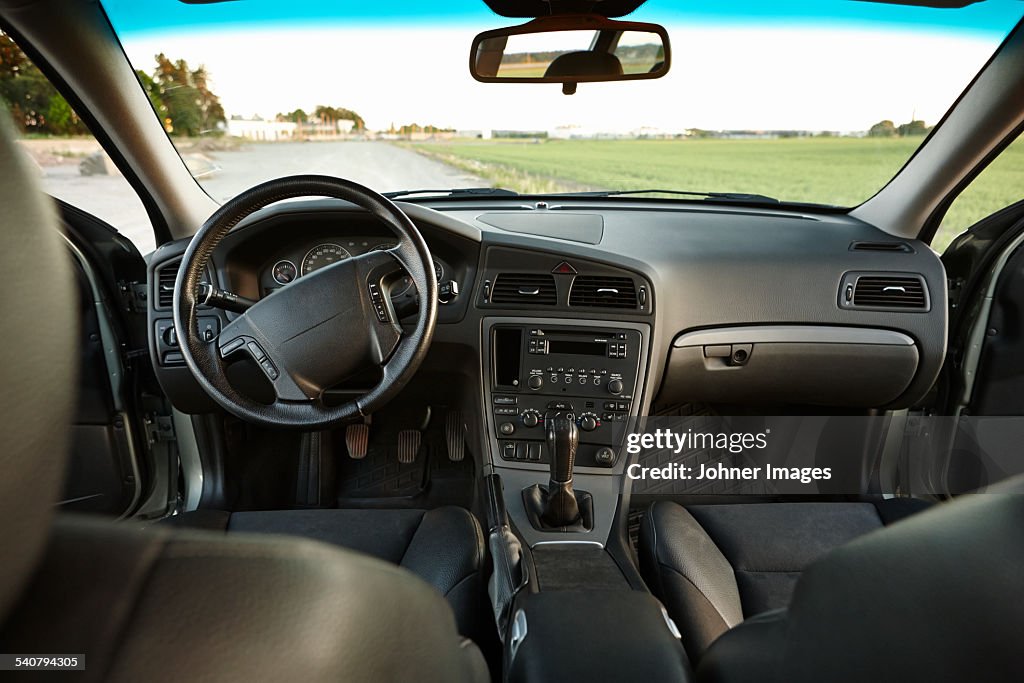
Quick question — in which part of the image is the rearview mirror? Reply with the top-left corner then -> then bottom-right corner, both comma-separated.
470,15 -> 670,94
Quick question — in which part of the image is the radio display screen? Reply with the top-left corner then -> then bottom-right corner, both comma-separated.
548,340 -> 606,357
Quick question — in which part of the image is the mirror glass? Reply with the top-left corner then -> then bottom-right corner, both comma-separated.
473,27 -> 668,82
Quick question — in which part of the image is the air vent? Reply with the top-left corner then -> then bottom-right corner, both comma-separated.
850,241 -> 912,253
850,275 -> 928,310
569,275 -> 638,309
491,273 -> 557,305
155,260 -> 180,309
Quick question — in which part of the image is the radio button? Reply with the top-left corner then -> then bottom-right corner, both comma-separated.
528,375 -> 544,390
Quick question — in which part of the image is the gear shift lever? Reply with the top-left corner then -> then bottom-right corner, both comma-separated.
542,416 -> 581,527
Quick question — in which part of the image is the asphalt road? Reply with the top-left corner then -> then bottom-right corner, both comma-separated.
38,141 -> 483,255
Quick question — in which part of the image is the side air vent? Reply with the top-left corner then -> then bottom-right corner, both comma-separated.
155,260 -> 180,309
850,241 -> 913,253
491,273 -> 558,305
840,273 -> 929,311
569,275 -> 638,309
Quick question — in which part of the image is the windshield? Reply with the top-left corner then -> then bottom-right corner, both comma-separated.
101,0 -> 1022,207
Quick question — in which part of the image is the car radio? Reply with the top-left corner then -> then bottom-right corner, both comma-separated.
489,324 -> 643,468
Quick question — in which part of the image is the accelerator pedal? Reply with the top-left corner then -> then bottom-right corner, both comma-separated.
345,421 -> 370,460
445,409 -> 466,462
397,429 -> 422,464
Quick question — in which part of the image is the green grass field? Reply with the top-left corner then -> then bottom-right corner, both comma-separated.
412,137 -> 1024,253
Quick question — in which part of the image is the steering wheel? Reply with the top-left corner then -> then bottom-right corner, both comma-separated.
173,175 -> 437,429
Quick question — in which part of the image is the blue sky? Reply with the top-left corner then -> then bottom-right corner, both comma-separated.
103,0 -> 1022,38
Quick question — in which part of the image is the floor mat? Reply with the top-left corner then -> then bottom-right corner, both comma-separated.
335,409 -> 475,508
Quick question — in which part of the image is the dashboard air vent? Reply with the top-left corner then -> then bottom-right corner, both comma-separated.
850,241 -> 913,253
155,260 -> 180,309
851,275 -> 927,309
569,275 -> 638,309
491,273 -> 557,305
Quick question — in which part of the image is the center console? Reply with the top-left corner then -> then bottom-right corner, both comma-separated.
486,322 -> 646,470
481,317 -> 650,547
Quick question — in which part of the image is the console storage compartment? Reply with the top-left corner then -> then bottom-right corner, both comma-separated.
505,590 -> 692,683
662,325 -> 920,407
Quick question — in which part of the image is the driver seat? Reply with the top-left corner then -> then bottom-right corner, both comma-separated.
0,112 -> 488,683
165,506 -> 489,638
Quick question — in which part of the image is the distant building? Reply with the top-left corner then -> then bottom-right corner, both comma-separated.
227,117 -> 297,141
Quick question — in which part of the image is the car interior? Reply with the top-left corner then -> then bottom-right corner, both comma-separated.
2,0 -> 1024,681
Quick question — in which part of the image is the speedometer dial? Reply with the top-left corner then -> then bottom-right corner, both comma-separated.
301,243 -> 351,275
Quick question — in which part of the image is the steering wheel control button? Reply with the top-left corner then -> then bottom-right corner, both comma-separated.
259,357 -> 279,380
220,337 -> 245,357
246,341 -> 267,361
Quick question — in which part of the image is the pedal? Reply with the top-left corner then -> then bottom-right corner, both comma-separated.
397,429 -> 421,464
445,409 -> 466,462
345,422 -> 370,460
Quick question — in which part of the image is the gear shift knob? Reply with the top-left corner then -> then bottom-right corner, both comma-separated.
542,416 -> 580,527
546,416 -> 578,484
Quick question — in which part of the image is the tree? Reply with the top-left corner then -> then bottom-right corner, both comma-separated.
278,108 -> 308,123
897,119 -> 928,137
0,32 -> 88,135
868,120 -> 897,138
149,53 -> 225,136
313,104 -> 365,130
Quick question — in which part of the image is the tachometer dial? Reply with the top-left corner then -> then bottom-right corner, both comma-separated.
272,260 -> 297,285
301,243 -> 351,275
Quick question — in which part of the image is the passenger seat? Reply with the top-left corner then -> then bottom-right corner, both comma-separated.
638,499 -> 929,661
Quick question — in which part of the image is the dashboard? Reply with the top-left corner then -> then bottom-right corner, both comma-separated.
146,197 -> 949,433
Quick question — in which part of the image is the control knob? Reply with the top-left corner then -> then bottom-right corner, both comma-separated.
578,412 -> 599,432
522,410 -> 542,428
528,375 -> 544,390
607,378 -> 624,395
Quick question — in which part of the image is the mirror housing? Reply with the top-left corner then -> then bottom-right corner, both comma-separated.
470,14 -> 671,94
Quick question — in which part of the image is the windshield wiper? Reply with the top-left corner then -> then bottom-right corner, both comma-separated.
547,189 -> 780,203
383,187 -> 519,200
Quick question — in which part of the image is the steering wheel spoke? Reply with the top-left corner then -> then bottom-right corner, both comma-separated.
217,315 -> 316,403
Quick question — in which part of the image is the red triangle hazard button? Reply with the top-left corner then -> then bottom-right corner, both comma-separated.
552,261 -> 577,274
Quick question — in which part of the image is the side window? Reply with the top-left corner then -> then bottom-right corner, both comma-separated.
933,134 -> 1024,253
0,31 -> 154,253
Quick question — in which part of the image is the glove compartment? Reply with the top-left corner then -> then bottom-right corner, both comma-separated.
661,326 -> 919,408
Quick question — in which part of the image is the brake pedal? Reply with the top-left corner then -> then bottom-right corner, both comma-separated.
397,429 -> 421,464
345,422 -> 370,460
445,409 -> 466,462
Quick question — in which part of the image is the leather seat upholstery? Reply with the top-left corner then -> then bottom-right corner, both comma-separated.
166,506 -> 488,636
639,499 -> 929,660
0,110 -> 488,683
